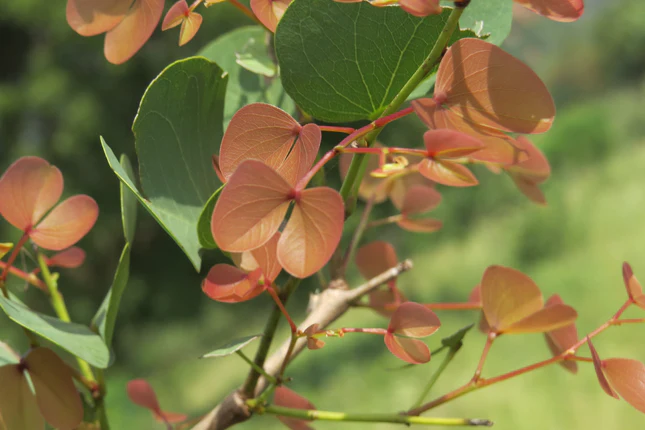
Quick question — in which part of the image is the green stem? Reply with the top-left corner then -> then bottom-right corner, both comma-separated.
338,5 -> 466,211
36,252 -> 97,383
262,405 -> 491,427
236,350 -> 278,385
413,345 -> 461,409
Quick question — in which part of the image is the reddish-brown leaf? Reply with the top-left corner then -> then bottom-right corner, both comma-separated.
126,379 -> 185,423
389,302 -> 441,338
503,303 -> 577,334
514,0 -> 584,22
506,137 -> 550,184
104,0 -> 164,64
0,365 -> 43,430
396,217 -> 443,233
278,123 -> 321,187
355,241 -> 398,280
250,0 -> 292,33
399,0 -> 442,17
604,358 -> 645,414
434,38 -> 555,134
30,195 -> 99,251
25,348 -> 83,430
395,185 -> 441,215
277,187 -> 344,278
161,0 -> 189,30
232,232 -> 283,283
622,262 -> 645,309
588,337 -> 619,399
419,159 -> 478,187
543,294 -> 579,373
423,129 -> 484,159
0,156 -> 63,231
384,333 -> 431,364
202,265 -> 264,303
211,160 -> 292,252
304,324 -> 325,350
481,265 -> 543,333
66,0 -> 131,36
273,386 -> 315,430
47,247 -> 86,269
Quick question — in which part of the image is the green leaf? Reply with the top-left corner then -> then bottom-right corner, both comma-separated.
275,2 -> 472,123
459,0 -> 513,46
199,26 -> 295,127
119,154 -> 138,245
91,244 -> 131,347
102,57 -> 226,271
0,341 -> 19,365
441,323 -> 474,349
200,334 -> 262,359
236,35 -> 277,77
0,295 -> 111,368
197,185 -> 223,249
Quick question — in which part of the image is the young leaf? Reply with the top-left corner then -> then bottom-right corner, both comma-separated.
385,334 -> 431,364
395,185 -> 442,216
388,302 -> 441,338
232,232 -> 283,283
202,265 -> 264,303
0,365 -> 43,430
273,386 -> 315,430
277,187 -> 344,278
434,38 -> 555,134
339,147 -> 389,203
397,218 -> 443,233
514,0 -> 584,22
604,358 -> 645,414
162,0 -> 203,46
250,0 -> 292,33
588,337 -> 618,399
399,0 -> 442,17
46,247 -> 86,269
502,303 -> 577,334
368,288 -> 406,317
66,0 -> 132,36
25,348 -> 83,430
355,241 -> 398,280
543,295 -> 579,373
419,158 -> 479,187
127,379 -> 187,424
505,137 -> 551,205
200,334 -> 262,358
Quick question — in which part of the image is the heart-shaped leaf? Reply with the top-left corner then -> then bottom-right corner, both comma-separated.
202,265 -> 264,303
30,195 -> 98,251
127,379 -> 186,424
419,159 -> 479,187
385,334 -> 431,364
397,218 -> 443,233
395,185 -> 442,216
232,232 -> 283,283
251,0 -> 291,33
46,247 -> 86,269
388,302 -> 441,338
503,303 -> 577,334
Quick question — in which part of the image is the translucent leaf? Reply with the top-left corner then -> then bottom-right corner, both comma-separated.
423,129 -> 484,159
481,265 -> 543,332
604,358 -> 645,414
211,160 -> 292,252
66,0 -> 131,36
0,156 -> 62,231
278,187 -> 344,278
273,386 -> 315,430
0,365 -> 43,430
46,247 -> 86,269
355,241 -> 398,280
385,333 -> 431,364
179,12 -> 202,46
161,0 -> 189,31
396,185 -> 441,215
514,0 -> 584,22
202,265 -> 264,303
104,0 -> 164,64
278,123 -> 321,187
389,302 -> 441,338
506,137 -> 550,183
25,348 -> 83,430
543,295 -> 579,373
503,303 -> 577,334
127,379 -> 186,424
201,334 -> 262,358
397,218 -> 443,233
622,262 -> 645,309
30,195 -> 99,251
251,0 -> 292,33
368,288 -> 406,317
399,0 -> 441,17
233,232 -> 283,282
588,337 -> 618,399
419,159 -> 478,187
388,173 -> 436,209
304,324 -> 325,350
435,38 -> 555,134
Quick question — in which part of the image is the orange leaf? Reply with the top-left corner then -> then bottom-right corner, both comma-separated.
277,187 -> 344,278
273,386 -> 315,430
506,137 -> 550,183
604,358 -> 645,414
66,0 -> 131,36
368,287 -> 406,317
481,265 -> 543,333
304,324 -> 325,350
503,303 -> 577,334
127,379 -> 186,423
47,247 -> 86,269
25,348 -> 83,430
0,156 -> 63,231
162,0 -> 189,30
419,159 -> 478,187
384,333 -> 431,364
514,0 -> 584,22
588,337 -> 619,399
435,38 -> 555,134
622,262 -> 645,310
232,232 -> 283,283
389,302 -> 441,338
219,104 -> 304,185
250,0 -> 292,33
211,160 -> 292,252
277,123 -> 321,187
202,265 -> 264,303
543,294 -> 579,373
30,195 -> 99,251
388,173 -> 436,209
395,185 -> 441,215
399,0 -> 442,17
355,241 -> 398,280
397,217 -> 443,233
339,146 -> 389,203
178,12 -> 202,46
423,129 -> 484,159
104,0 -> 164,64
0,365 -> 43,430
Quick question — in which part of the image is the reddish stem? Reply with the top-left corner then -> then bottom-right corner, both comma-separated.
339,327 -> 388,336
0,262 -> 47,292
612,318 -> 645,325
472,333 -> 495,381
266,286 -> 298,334
319,125 -> 356,134
373,107 -> 414,128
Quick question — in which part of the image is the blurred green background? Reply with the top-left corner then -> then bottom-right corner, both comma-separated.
1,0 -> 645,429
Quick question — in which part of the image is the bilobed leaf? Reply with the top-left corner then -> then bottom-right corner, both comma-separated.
47,247 -> 86,269
441,323 -> 474,349
503,303 -> 577,334
514,0 -> 584,22
418,159 -> 478,187
396,185 -> 441,215
197,186 -> 223,249
278,123 -> 321,187
460,0 -> 513,45
588,337 -> 618,399
233,232 -> 283,282
104,0 -> 164,64
119,154 -> 138,245
251,0 -> 291,33
397,218 -> 443,233
506,137 -> 550,183
355,241 -> 398,280
435,38 -> 555,134
201,265 -> 264,303
66,0 -> 131,36
25,348 -> 83,430
103,57 -> 226,271
0,365 -> 43,430
277,187 -> 344,278
389,302 -> 441,338
544,294 -> 579,373
0,295 -> 110,368
604,358 -> 645,414
200,334 -> 262,358
211,160 -> 291,253
423,129 -> 484,159
385,334 -> 431,364
273,386 -> 315,430
275,2 -> 473,122
30,195 -> 98,251
198,26 -> 295,127
480,265 -> 543,333
162,0 -> 189,31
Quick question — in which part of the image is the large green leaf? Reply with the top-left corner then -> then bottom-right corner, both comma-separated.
275,2 -> 471,123
119,154 -> 138,245
197,185 -> 223,249
0,296 -> 110,368
199,26 -> 295,127
102,57 -> 226,271
459,0 -> 513,46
